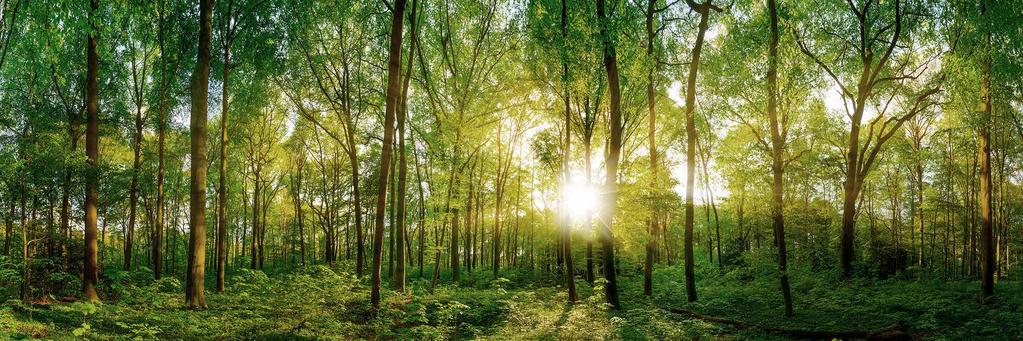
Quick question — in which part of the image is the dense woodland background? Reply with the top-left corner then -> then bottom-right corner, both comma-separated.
1,0 -> 1023,339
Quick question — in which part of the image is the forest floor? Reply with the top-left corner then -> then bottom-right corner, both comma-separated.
2,263 -> 1021,340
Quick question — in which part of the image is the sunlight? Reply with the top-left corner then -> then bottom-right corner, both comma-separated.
563,180 -> 598,221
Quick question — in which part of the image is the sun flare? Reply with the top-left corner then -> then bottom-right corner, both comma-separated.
563,181 -> 598,221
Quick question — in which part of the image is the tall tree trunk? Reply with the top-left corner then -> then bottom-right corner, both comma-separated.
341,67 -> 366,276
82,0 -> 101,302
584,137 -> 594,284
595,0 -> 621,309
292,158 -> 305,266
559,0 -> 577,303
251,173 -> 261,269
642,0 -> 659,298
682,0 -> 719,303
414,144 -> 426,277
126,83 -> 143,271
696,139 -> 721,270
388,157 -> 397,277
766,0 -> 793,316
185,0 -> 213,309
153,1 -> 171,280
372,0 -> 407,308
395,111 -> 408,290
216,0 -> 235,293
492,133 -> 502,278
464,165 -> 474,273
978,0 -> 994,300
915,140 -> 925,267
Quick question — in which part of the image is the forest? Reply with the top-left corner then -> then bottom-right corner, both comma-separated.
0,0 -> 1022,339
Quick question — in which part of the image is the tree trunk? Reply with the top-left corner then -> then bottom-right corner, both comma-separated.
558,0 -> 577,303
372,0 -> 407,308
388,157 -> 396,277
216,2 -> 235,292
294,159 -> 306,266
185,0 -> 212,309
682,0 -> 718,303
153,3 -> 171,280
766,0 -> 793,316
492,136 -> 503,278
643,0 -> 658,298
978,2 -> 994,300
82,0 -> 101,303
596,0 -> 621,309
126,74 -> 143,271
251,173 -> 261,269
414,145 -> 426,277
584,138 -> 594,285
394,0 -> 418,290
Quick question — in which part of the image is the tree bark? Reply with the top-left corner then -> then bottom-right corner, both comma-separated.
216,0 -> 236,293
766,0 -> 793,316
559,0 -> 577,303
185,0 -> 213,309
595,0 -> 621,309
395,107 -> 408,289
126,59 -> 144,271
83,0 -> 101,302
372,0 -> 407,308
388,156 -> 396,276
682,0 -> 719,303
414,143 -> 426,277
294,159 -> 305,266
643,0 -> 658,297
251,171 -> 261,269
153,0 -> 173,280
978,0 -> 994,300
584,125 -> 594,284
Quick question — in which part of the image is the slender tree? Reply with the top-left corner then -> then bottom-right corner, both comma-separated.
372,0 -> 408,308
82,0 -> 101,303
796,0 -> 941,277
558,0 -> 577,303
978,0 -> 994,301
682,0 -> 721,303
766,0 -> 793,316
595,0 -> 621,310
125,16 -> 152,271
185,0 -> 213,309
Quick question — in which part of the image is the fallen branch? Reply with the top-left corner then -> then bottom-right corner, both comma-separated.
664,307 -> 912,340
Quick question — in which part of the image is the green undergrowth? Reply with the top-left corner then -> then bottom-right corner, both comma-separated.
646,260 -> 1023,340
1,265 -> 721,340
2,263 -> 1020,340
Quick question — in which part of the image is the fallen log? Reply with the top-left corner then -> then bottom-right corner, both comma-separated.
664,307 -> 912,340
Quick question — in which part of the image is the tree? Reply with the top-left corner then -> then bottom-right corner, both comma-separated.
123,1 -> 155,272
681,0 -> 721,303
83,0 -> 101,303
185,0 -> 213,309
765,0 -> 793,316
595,0 -> 621,310
214,0 -> 238,294
795,0 -> 942,277
394,0 -> 420,292
977,0 -> 993,301
372,0 -> 407,309
557,0 -> 577,303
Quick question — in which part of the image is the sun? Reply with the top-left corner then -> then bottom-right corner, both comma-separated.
563,181 -> 598,221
